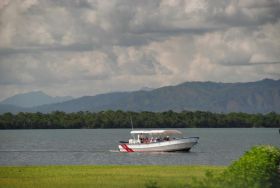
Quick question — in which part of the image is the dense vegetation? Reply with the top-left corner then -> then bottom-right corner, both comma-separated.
0,110 -> 279,129
187,145 -> 280,188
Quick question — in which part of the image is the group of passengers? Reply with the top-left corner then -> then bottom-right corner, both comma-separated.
139,134 -> 170,144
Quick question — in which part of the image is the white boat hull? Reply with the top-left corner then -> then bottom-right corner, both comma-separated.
118,137 -> 199,152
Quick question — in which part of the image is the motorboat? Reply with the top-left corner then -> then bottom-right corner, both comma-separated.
118,130 -> 199,152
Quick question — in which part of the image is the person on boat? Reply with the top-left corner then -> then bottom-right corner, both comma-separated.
139,133 -> 144,143
144,137 -> 149,144
163,136 -> 170,141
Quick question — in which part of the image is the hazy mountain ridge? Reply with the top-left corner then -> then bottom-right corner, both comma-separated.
0,91 -> 73,108
0,79 -> 279,114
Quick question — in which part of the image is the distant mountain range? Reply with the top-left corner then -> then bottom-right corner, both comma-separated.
0,79 -> 279,114
0,91 -> 73,108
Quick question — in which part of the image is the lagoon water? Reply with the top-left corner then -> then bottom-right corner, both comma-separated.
0,128 -> 279,166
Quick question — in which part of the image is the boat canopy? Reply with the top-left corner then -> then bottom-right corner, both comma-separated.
130,130 -> 182,135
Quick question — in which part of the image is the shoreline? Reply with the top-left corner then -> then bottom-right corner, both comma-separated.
1,127 -> 279,130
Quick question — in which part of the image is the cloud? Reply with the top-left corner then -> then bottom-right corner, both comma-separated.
0,0 -> 279,100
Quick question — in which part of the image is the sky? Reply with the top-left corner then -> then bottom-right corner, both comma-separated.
0,0 -> 280,100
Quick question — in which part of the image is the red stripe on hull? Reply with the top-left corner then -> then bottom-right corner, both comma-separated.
121,144 -> 134,152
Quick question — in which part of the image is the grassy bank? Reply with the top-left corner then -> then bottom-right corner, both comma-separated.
0,165 -> 225,188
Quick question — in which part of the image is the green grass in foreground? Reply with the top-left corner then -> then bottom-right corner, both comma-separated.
0,165 -> 225,188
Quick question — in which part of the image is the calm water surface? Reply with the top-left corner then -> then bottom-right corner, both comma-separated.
0,128 -> 279,166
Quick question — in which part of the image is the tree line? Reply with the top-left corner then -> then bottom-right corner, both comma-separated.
0,110 -> 279,129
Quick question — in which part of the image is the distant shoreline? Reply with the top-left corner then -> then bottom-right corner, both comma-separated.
0,111 -> 279,129
0,127 -> 279,130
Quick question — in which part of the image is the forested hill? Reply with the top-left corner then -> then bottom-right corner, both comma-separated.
34,79 -> 280,113
0,79 -> 280,113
